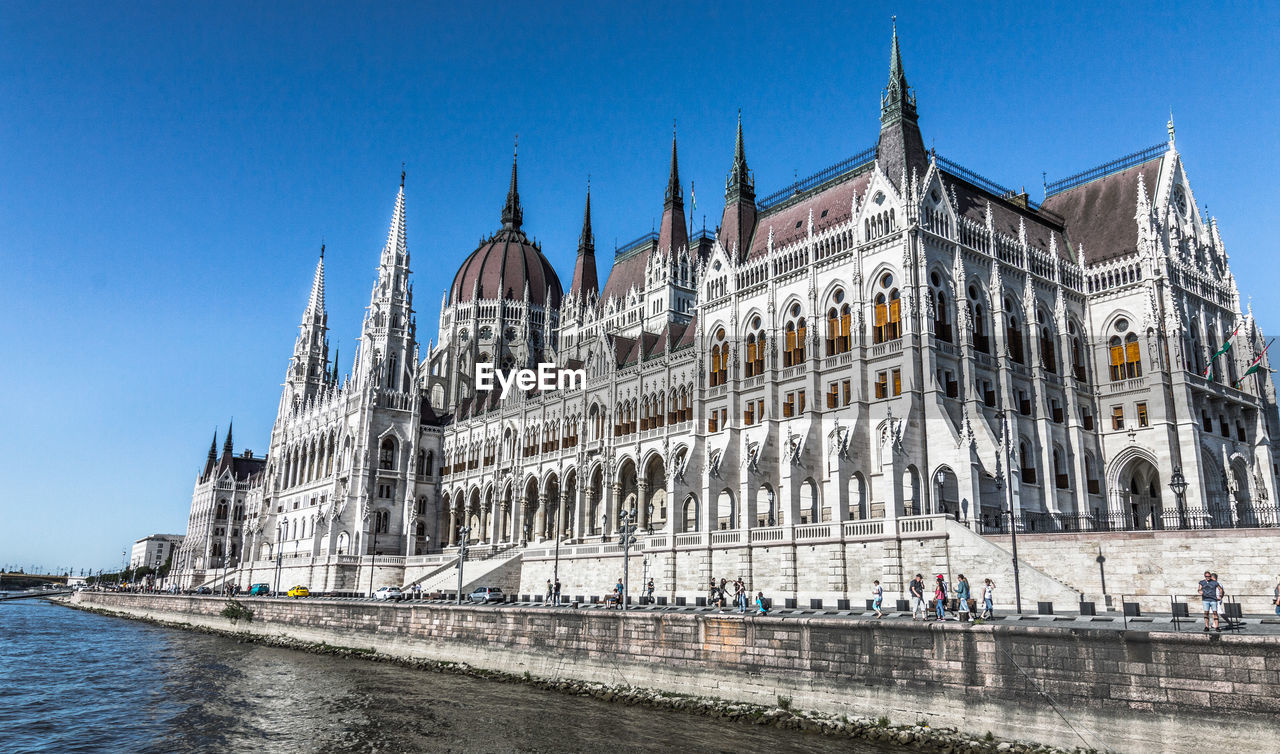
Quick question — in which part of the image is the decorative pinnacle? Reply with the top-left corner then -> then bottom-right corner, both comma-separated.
1167,110 -> 1176,147
401,162 -> 405,188
501,136 -> 523,230
664,123 -> 682,206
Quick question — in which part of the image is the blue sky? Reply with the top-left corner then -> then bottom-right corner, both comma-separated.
2,2 -> 1277,572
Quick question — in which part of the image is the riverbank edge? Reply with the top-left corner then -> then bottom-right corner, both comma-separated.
55,597 -> 1091,754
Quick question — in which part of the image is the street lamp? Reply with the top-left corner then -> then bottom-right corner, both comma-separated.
368,527 -> 380,599
551,507 -> 562,594
274,517 -> 286,597
618,507 -> 642,611
1169,465 -> 1189,529
994,416 -> 1024,616
456,526 -> 471,604
934,470 -> 946,517
600,513 -> 608,543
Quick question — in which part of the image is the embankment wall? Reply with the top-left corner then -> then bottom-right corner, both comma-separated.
71,592 -> 1280,753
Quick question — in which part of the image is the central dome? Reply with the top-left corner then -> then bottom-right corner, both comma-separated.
448,147 -> 563,309
449,229 -> 563,308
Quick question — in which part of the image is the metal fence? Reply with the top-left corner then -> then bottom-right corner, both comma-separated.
969,505 -> 1280,535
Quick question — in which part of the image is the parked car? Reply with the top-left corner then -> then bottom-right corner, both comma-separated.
287,585 -> 310,598
249,583 -> 271,596
374,586 -> 403,601
194,586 -> 213,595
469,587 -> 504,604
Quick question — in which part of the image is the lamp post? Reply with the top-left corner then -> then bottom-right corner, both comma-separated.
274,518 -> 286,597
618,507 -> 640,611
1169,465 -> 1189,529
934,470 -> 946,517
456,526 -> 471,604
551,507 -> 562,591
368,527 -> 380,599
996,412 -> 1023,614
600,513 -> 608,543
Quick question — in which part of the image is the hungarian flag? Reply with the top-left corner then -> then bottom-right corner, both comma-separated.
1204,326 -> 1239,378
1235,338 -> 1273,388
690,180 -> 696,212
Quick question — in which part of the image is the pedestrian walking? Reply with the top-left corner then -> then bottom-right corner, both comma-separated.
735,577 -> 747,613
872,580 -> 884,618
553,578 -> 562,606
933,575 -> 948,621
981,578 -> 995,619
709,579 -> 721,611
614,578 -> 624,609
755,591 -> 769,615
955,575 -> 971,621
1197,571 -> 1220,631
646,578 -> 654,605
413,582 -> 422,600
1274,577 -> 1280,617
910,574 -> 926,620
546,579 -> 553,603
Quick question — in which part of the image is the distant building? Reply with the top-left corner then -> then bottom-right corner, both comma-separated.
129,534 -> 184,572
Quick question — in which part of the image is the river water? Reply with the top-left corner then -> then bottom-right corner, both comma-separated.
1,599 -> 895,753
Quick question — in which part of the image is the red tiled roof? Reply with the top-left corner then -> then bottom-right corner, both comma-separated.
747,173 -> 872,259
943,172 -> 1069,261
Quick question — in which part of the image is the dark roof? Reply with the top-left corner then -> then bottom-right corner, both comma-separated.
943,171 -> 1069,261
449,229 -> 563,308
1041,156 -> 1162,265
599,244 -> 652,305
747,172 -> 872,259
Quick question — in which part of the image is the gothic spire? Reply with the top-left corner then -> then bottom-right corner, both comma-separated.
721,110 -> 757,262
501,138 -> 523,231
658,125 -> 688,253
222,421 -> 233,455
877,18 -> 926,190
384,182 -> 408,261
207,430 -> 218,462
570,182 -> 598,300
725,109 -> 754,202
305,245 -> 326,317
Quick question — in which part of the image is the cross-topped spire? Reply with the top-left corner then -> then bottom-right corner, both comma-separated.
569,180 -> 598,301
501,137 -> 523,231
207,430 -> 218,461
881,17 -> 917,127
725,108 -> 754,202
222,420 -> 234,455
305,245 -> 326,317
658,125 -> 688,253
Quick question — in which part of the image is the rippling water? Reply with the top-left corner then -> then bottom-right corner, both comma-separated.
1,599 -> 893,753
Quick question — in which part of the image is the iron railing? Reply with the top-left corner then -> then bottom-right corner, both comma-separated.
969,505 -> 1280,535
1044,143 -> 1166,197
615,231 -> 657,256
757,145 -> 877,211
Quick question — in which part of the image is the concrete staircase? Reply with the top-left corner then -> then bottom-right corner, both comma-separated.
412,548 -> 523,597
944,518 -> 1082,606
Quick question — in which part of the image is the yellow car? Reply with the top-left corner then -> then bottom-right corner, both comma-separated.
286,585 -> 310,598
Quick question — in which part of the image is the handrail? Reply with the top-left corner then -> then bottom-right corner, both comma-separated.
757,146 -> 876,211
1045,143 -> 1166,197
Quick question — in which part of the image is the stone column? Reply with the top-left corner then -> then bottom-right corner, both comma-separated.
637,481 -> 650,529
536,493 -> 548,542
608,482 -> 622,537
481,504 -> 491,544
447,505 -> 458,547
559,491 -> 571,538
500,501 -> 511,542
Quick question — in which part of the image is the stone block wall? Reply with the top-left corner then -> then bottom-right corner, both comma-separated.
75,592 -> 1280,753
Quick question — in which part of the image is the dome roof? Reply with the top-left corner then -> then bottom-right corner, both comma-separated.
449,229 -> 563,308
448,146 -> 563,309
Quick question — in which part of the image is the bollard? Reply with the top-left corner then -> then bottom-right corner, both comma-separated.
838,599 -> 850,611
896,599 -> 910,612
1037,601 -> 1054,616
865,599 -> 876,611
657,596 -> 667,606
1123,602 -> 1141,617
810,599 -> 823,610
675,596 -> 686,607
1079,601 -> 1096,616
695,597 -> 706,607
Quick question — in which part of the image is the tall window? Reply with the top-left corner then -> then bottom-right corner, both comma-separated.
873,274 -> 901,344
1019,441 -> 1036,484
379,438 -> 396,470
709,328 -> 728,387
1039,311 -> 1056,373
825,290 -> 852,355
784,305 -> 806,366
1069,321 -> 1085,379
1006,304 -> 1024,364
1109,332 -> 1142,381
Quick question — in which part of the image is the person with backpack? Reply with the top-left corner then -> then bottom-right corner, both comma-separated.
955,575 -> 971,621
755,591 -> 769,615
933,575 -> 948,621
981,578 -> 995,619
872,580 -> 884,619
909,574 -> 926,621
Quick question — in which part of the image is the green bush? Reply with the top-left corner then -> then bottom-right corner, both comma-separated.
220,599 -> 254,623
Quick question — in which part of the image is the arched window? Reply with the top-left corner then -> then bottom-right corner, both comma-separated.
1006,309 -> 1024,364
1040,325 -> 1056,373
215,500 -> 228,520
1053,448 -> 1068,489
825,290 -> 852,355
709,328 -> 728,386
1019,440 -> 1036,484
783,305 -> 806,366
933,288 -> 951,343
1069,321 -> 1085,379
1109,332 -> 1142,381
379,437 -> 397,470
873,274 -> 901,344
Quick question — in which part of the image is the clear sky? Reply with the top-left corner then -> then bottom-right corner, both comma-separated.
2,1 -> 1277,572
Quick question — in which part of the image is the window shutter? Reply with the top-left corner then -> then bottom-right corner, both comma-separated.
874,304 -> 887,327
889,299 -> 901,323
1125,340 -> 1141,366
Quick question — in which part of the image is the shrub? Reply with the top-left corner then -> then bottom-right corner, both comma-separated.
776,695 -> 792,711
220,599 -> 254,623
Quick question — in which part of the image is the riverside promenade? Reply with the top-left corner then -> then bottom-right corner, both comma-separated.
69,591 -> 1280,753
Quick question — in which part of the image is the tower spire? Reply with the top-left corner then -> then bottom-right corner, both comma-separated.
658,124 -> 688,253
501,137 -> 523,231
721,110 -> 758,262
306,245 -> 326,316
207,430 -> 218,461
877,18 -> 926,190
570,180 -> 598,300
222,421 -> 233,455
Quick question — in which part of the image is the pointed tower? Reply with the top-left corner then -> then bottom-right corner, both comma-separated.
357,173 -> 417,393
222,421 -> 234,456
203,429 -> 218,478
281,245 -> 330,413
876,20 -> 928,190
657,126 -> 688,254
568,183 -> 599,301
501,141 -> 523,231
720,111 -> 757,262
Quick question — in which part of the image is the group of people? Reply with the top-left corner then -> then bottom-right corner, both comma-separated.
544,578 -> 562,606
895,573 -> 996,622
1197,571 -> 1231,631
